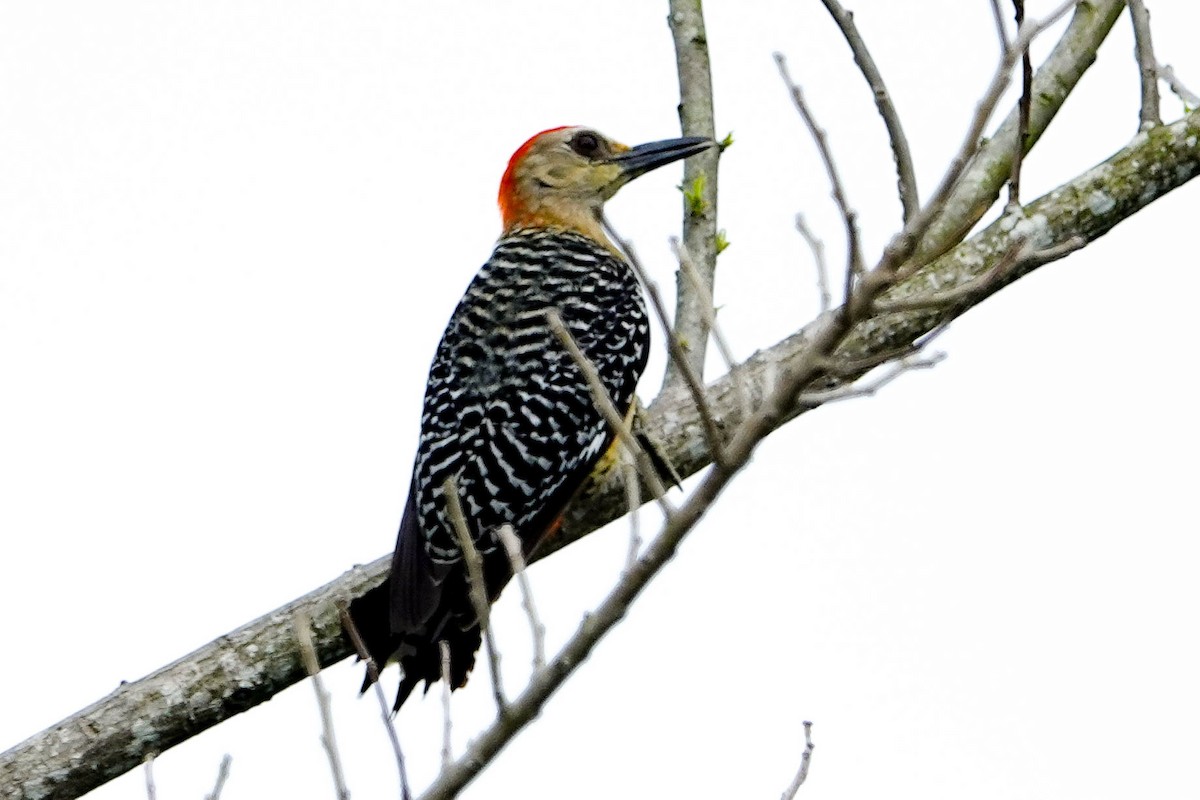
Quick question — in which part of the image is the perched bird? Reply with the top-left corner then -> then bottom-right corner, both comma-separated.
348,126 -> 711,711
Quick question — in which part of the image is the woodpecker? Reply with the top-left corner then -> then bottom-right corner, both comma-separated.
348,126 -> 712,710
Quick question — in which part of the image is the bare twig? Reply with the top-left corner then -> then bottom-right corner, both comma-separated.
795,214 -> 832,313
878,234 -> 1035,314
821,339 -> 927,380
874,234 -> 1086,315
673,238 -> 754,426
1128,0 -> 1162,130
442,477 -> 506,712
672,237 -> 737,372
988,0 -> 1008,49
439,641 -> 453,770
142,755 -> 156,800
544,307 -> 676,512
1007,0 -> 1032,209
774,52 -> 865,299
780,721 -> 816,799
204,755 -> 233,800
496,523 -> 546,670
1159,64 -> 1200,108
620,445 -> 642,572
295,613 -> 350,800
818,0 -> 919,221
798,354 -> 946,408
338,607 -> 412,800
602,217 -> 730,468
665,0 -> 721,390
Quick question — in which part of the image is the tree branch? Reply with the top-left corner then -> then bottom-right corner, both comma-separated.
6,104 -> 1197,800
1127,0 -> 1162,130
914,0 -> 1126,266
818,0 -> 919,222
663,0 -> 721,390
774,52 -> 865,292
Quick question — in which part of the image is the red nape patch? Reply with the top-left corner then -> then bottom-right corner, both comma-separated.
497,126 -> 575,224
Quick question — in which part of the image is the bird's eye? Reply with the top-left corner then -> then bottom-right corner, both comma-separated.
570,131 -> 602,158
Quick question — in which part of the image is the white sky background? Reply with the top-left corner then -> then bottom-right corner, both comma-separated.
2,1 -> 1199,798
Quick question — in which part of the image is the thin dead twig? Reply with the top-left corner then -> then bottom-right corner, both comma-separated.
442,477 -> 506,713
988,0 -> 1007,49
620,445 -> 642,572
795,214 -> 832,315
339,607 -> 412,800
780,721 -> 816,799
1007,0 -> 1033,209
798,354 -> 946,408
1159,64 -> 1199,108
544,306 -> 677,510
602,216 -> 730,469
143,755 -> 156,800
672,237 -> 737,372
1128,0 -> 1162,130
874,234 -> 1085,315
439,641 -> 453,770
818,0 -> 919,221
295,613 -> 351,800
204,755 -> 233,800
774,51 -> 865,301
496,524 -> 546,670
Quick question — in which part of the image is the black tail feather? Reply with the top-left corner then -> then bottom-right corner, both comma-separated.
346,578 -> 399,693
346,570 -> 486,712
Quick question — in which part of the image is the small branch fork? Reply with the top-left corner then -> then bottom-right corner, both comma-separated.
774,52 -> 865,299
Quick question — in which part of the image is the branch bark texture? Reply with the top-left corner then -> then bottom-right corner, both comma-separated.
663,0 -> 721,390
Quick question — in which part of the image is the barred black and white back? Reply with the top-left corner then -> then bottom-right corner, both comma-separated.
417,228 -> 647,563
351,228 -> 649,708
